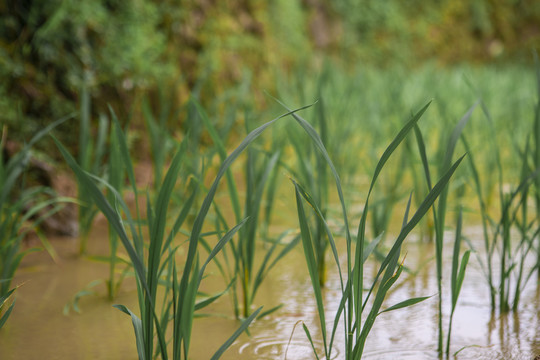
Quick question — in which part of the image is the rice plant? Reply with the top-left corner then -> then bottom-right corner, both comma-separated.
77,84 -> 109,255
531,50 -> 540,278
54,103 -> 312,359
0,285 -> 16,329
464,102 -> 540,314
288,100 -> 463,359
446,208 -> 470,357
141,86 -> 177,190
413,102 -> 477,355
194,100 -> 299,319
368,149 -> 409,244
0,116 -> 71,326
286,95 -> 331,286
63,110 -> 132,311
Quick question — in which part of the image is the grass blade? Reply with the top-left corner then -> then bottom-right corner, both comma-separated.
210,307 -> 262,360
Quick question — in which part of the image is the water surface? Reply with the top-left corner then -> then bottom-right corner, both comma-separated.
1,220 -> 539,359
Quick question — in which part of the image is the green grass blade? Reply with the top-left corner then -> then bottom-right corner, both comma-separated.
113,304 -> 146,360
451,209 -> 464,309
368,101 -> 432,196
0,287 -> 17,329
293,182 -> 327,355
163,182 -> 198,254
441,102 -> 478,172
0,115 -> 71,206
193,99 -> 242,224
210,307 -> 262,360
177,104 -> 314,322
0,300 -> 15,329
52,136 -> 150,297
292,179 -> 345,289
378,296 -> 432,315
275,97 -> 353,245
454,251 -> 470,309
147,141 -> 186,289
413,124 -> 432,190
109,108 -> 144,256
301,323 -> 321,360
252,232 -> 301,298
199,218 -> 249,283
363,154 -> 466,309
256,304 -> 284,320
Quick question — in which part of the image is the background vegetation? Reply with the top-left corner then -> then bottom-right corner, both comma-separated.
2,1 -> 540,358
2,0 -> 539,152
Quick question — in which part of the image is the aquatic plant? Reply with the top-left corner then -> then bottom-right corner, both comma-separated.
414,102 -> 476,355
0,117 -> 70,326
446,208 -> 470,357
54,104 -> 312,359
289,100 -> 463,359
464,101 -> 540,314
0,286 -> 16,329
531,51 -> 540,278
77,84 -> 109,255
286,95 -> 331,286
141,86 -> 176,190
195,100 -> 299,319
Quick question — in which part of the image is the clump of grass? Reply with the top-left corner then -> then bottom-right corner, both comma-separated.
0,117 -> 71,326
464,100 -> 540,314
531,50 -> 540,278
446,207 -> 470,357
195,100 -> 299,319
413,102 -> 477,356
288,99 -> 463,359
54,103 -> 312,359
0,286 -> 17,329
64,109 -> 132,312
286,95 -> 331,286
77,84 -> 109,255
141,85 -> 177,190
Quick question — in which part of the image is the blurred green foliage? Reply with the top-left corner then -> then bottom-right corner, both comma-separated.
1,0 -> 539,152
331,0 -> 540,65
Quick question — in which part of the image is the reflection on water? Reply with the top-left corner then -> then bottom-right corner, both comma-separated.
1,220 -> 539,359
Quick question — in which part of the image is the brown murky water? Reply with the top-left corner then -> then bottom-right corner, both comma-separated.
1,218 -> 540,359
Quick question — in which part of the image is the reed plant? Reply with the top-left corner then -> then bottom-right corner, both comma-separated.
464,99 -> 540,314
368,149 -> 409,244
64,110 -> 132,311
77,84 -> 109,254
532,51 -> 540,277
446,208 -> 470,357
0,117 -> 70,326
194,100 -> 299,319
0,285 -> 16,329
289,100 -> 463,359
54,103 -> 312,359
413,102 -> 477,356
103,111 -> 128,301
287,96 -> 331,286
141,86 -> 177,190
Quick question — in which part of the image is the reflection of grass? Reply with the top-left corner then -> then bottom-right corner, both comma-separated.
0,117 -> 70,327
